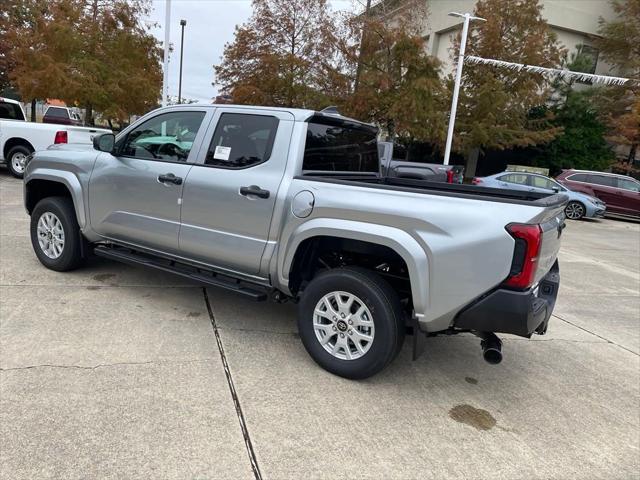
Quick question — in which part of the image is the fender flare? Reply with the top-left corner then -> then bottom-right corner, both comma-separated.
277,218 -> 430,317
25,169 -> 87,228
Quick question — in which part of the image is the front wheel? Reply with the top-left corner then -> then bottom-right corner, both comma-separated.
30,197 -> 84,271
7,145 -> 32,179
297,267 -> 405,379
565,201 -> 585,220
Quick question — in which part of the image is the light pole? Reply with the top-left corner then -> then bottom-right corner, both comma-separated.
178,19 -> 187,104
443,12 -> 486,165
162,0 -> 171,107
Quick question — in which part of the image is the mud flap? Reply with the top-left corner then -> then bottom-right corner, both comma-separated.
411,316 -> 427,361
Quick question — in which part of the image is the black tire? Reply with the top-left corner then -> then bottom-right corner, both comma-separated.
298,267 -> 405,380
6,144 -> 32,179
30,197 -> 84,271
565,201 -> 586,220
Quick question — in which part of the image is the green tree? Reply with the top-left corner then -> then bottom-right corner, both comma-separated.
214,0 -> 335,109
531,48 -> 614,174
532,92 -> 614,174
454,0 -> 563,177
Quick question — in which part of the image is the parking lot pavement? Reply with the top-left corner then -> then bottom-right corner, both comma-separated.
1,170 -> 639,479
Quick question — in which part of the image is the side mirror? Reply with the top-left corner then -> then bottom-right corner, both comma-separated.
93,133 -> 115,153
552,187 -> 560,193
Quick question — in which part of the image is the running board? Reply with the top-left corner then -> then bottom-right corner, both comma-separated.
94,245 -> 268,301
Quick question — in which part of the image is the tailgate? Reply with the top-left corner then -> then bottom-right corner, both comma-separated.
66,126 -> 111,144
534,201 -> 567,283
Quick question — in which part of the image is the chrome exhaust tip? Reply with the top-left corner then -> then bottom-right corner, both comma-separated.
480,333 -> 503,365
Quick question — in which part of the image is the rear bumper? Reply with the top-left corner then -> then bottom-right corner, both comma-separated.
452,261 -> 560,337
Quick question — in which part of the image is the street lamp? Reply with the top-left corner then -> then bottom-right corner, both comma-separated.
161,0 -> 172,107
178,19 -> 187,104
443,12 -> 486,166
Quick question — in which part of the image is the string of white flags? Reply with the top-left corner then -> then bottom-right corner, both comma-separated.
465,55 -> 636,86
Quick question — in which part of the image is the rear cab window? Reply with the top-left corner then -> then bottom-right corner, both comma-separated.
0,100 -> 25,121
45,107 -> 69,119
303,116 -> 379,174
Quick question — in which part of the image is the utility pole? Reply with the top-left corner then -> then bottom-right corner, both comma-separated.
178,19 -> 187,104
162,0 -> 172,107
443,12 -> 485,165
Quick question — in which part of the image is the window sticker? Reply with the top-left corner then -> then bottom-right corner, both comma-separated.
214,145 -> 231,161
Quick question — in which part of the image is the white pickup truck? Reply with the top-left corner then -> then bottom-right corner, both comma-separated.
0,97 -> 110,178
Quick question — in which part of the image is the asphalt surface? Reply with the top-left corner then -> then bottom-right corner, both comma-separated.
1,170 -> 639,479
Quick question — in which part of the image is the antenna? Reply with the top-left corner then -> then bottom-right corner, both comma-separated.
321,106 -> 340,115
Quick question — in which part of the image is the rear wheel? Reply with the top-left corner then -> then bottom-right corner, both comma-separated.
7,145 -> 32,179
297,267 -> 404,379
565,201 -> 585,220
30,197 -> 84,271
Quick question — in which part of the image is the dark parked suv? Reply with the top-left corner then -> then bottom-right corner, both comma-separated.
556,170 -> 640,218
42,106 -> 82,126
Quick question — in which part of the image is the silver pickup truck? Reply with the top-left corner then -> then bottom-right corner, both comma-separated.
23,105 -> 566,379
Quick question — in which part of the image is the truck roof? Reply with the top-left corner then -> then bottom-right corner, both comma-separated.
162,103 -> 373,127
0,97 -> 21,105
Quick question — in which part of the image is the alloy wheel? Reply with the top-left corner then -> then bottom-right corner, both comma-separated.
565,202 -> 584,220
37,212 -> 65,259
313,291 -> 375,361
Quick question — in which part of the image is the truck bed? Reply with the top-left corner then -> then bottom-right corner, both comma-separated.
298,173 -> 569,208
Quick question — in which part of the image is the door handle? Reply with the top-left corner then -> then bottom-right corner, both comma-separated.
158,173 -> 182,185
240,185 -> 270,199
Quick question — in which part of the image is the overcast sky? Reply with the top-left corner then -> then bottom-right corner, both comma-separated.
147,0 -> 356,103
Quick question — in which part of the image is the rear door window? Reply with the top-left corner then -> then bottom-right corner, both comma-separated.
205,113 -> 279,168
531,176 -> 555,190
0,101 -> 25,120
500,174 -> 529,185
303,119 -> 379,173
589,175 -> 616,187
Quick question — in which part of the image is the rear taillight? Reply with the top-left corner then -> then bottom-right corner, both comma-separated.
472,177 -> 482,185
504,223 -> 542,289
54,131 -> 68,144
446,170 -> 454,183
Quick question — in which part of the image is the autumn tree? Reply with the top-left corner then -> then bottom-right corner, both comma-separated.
340,0 -> 448,145
453,0 -> 563,177
8,0 -> 162,124
595,0 -> 640,167
214,0 -> 336,109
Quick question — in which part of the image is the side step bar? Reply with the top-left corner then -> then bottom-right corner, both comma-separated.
94,245 -> 268,301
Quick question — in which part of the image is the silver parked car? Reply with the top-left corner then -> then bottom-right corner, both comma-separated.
474,172 -> 606,220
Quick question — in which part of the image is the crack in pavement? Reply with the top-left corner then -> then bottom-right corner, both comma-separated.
552,313 -> 639,357
203,288 -> 262,480
0,358 -> 215,373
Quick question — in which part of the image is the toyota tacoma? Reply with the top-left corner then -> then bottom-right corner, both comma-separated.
23,105 -> 566,379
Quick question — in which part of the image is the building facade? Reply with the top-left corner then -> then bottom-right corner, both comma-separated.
420,0 -> 616,75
